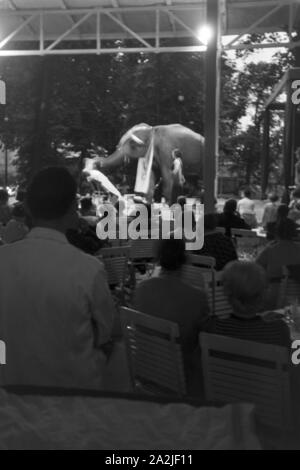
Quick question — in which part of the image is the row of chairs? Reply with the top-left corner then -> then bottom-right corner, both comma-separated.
120,306 -> 292,431
97,243 -> 232,317
98,236 -> 300,313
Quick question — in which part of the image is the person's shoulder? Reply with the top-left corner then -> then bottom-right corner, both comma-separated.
66,242 -> 105,272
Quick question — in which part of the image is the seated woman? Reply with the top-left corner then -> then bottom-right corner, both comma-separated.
265,203 -> 288,240
256,217 -> 300,281
261,193 -> 279,233
80,196 -> 99,227
217,199 -> 250,237
203,261 -> 290,348
0,202 -> 29,243
133,238 -> 210,391
195,213 -> 238,271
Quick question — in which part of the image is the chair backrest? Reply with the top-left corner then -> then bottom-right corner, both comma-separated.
280,265 -> 300,305
130,238 -> 158,261
199,332 -> 292,429
207,271 -> 232,318
120,306 -> 186,396
181,254 -> 215,294
97,246 -> 130,287
231,228 -> 261,261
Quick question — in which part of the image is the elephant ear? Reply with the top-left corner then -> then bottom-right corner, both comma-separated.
119,123 -> 152,146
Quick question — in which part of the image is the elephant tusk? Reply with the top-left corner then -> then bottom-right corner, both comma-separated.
131,134 -> 144,145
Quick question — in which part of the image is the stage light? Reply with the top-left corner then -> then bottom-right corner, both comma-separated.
197,25 -> 213,45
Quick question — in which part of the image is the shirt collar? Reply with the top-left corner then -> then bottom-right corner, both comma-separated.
26,227 -> 68,244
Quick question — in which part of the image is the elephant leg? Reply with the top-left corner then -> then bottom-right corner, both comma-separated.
161,168 -> 174,204
146,171 -> 156,203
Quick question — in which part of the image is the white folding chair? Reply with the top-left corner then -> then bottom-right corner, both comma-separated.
199,332 -> 292,430
97,246 -> 130,303
183,254 -> 215,290
231,228 -> 262,261
280,265 -> 300,306
120,307 -> 186,397
208,271 -> 232,319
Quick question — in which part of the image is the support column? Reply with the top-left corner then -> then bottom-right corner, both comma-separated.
204,0 -> 221,213
261,108 -> 270,198
284,78 -> 295,189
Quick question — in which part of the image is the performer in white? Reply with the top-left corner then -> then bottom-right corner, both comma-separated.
82,158 -> 122,199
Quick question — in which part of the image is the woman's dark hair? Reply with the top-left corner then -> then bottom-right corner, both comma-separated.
0,188 -> 9,204
12,202 -> 26,219
293,186 -> 300,198
223,199 -> 237,214
16,188 -> 26,203
276,218 -> 298,240
80,197 -> 93,212
244,188 -> 252,198
26,167 -> 77,220
269,193 -> 279,203
276,203 -> 289,221
158,238 -> 186,271
204,213 -> 217,231
177,196 -> 186,208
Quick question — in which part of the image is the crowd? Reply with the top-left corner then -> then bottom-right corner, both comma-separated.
0,171 -> 299,398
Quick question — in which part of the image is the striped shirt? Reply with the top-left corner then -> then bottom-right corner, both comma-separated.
203,314 -> 291,348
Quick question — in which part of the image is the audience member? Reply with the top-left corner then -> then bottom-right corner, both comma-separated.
288,187 -> 300,225
261,193 -> 279,231
80,196 -> 98,227
195,213 -> 238,270
237,188 -> 257,228
217,199 -> 250,237
203,261 -> 290,347
256,217 -> 300,281
133,238 -> 209,390
0,202 -> 29,243
0,188 -> 11,225
0,166 -> 115,389
265,203 -> 288,240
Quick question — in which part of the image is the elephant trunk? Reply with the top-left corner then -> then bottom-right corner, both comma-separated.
101,148 -> 125,169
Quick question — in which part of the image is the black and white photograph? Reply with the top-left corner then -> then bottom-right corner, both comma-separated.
0,0 -> 299,453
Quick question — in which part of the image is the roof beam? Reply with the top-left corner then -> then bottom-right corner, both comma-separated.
0,14 -> 37,49
59,0 -> 79,31
45,11 -> 93,51
165,0 -> 176,35
104,11 -> 152,48
6,0 -> 36,38
224,3 -> 283,48
167,10 -> 206,46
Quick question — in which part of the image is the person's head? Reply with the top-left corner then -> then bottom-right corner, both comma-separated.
11,202 -> 26,222
158,238 -> 186,272
172,148 -> 182,160
222,261 -> 268,318
26,166 -> 78,233
0,188 -> 9,205
244,188 -> 252,199
277,203 -> 289,220
16,188 -> 26,203
223,199 -> 237,214
269,193 -> 279,203
177,195 -> 186,208
293,186 -> 300,199
204,213 -> 217,231
80,196 -> 93,213
276,217 -> 297,240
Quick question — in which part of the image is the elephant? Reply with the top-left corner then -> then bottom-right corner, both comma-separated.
96,123 -> 204,204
